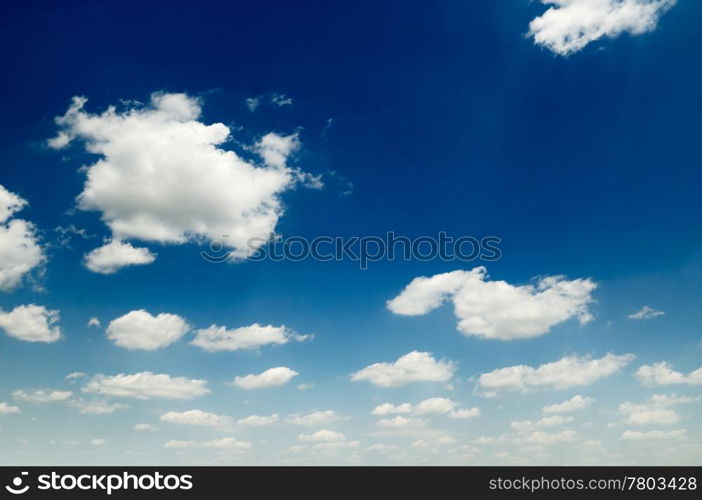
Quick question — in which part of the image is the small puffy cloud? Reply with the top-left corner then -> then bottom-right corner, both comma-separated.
13,389 -> 72,403
134,423 -> 157,431
543,395 -> 594,413
231,367 -> 298,390
255,132 -> 300,169
84,240 -> 156,274
376,416 -> 425,428
65,372 -> 88,382
164,438 -> 251,451
371,403 -> 414,416
298,429 -> 346,443
351,351 -> 455,388
285,410 -> 341,426
0,402 -> 21,414
628,305 -> 665,320
619,405 -> 679,426
387,268 -> 596,340
106,310 -> 190,351
621,429 -> 687,441
477,353 -> 635,395
414,397 -> 457,416
87,318 -> 101,328
0,185 -> 45,291
69,399 -> 128,415
160,409 -> 231,427
449,407 -> 481,419
82,372 -> 209,400
90,438 -> 106,446
191,323 -> 309,352
528,0 -> 676,56
50,93 -> 312,272
635,362 -> 702,386
237,414 -> 280,426
0,305 -> 61,343
618,393 -> 699,425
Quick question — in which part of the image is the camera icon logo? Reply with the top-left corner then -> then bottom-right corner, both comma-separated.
5,472 -> 29,495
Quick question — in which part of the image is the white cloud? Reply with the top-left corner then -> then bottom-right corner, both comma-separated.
0,304 -> 61,343
82,372 -> 209,400
255,132 -> 300,169
449,407 -> 481,419
371,398 -> 478,420
351,351 -> 455,388
0,402 -> 21,414
285,410 -> 341,426
231,367 -> 298,390
160,409 -> 231,427
106,310 -> 190,350
90,438 -> 106,446
87,318 -> 101,328
621,429 -> 687,441
13,389 -> 72,403
69,399 -> 128,415
298,429 -> 346,443
0,185 -> 45,291
414,397 -> 458,416
635,362 -> 702,386
477,353 -> 635,395
376,416 -> 425,428
619,406 -> 679,425
65,372 -> 88,382
191,323 -> 309,352
84,240 -> 156,274
134,423 -> 157,431
528,0 -> 676,56
628,305 -> 665,320
164,438 -> 251,451
543,395 -> 594,413
49,93 -> 312,272
387,268 -> 596,340
237,414 -> 280,426
371,403 -> 414,416
618,393 -> 699,425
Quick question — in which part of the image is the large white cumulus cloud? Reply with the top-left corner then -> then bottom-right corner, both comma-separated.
387,267 -> 597,340
49,92 -> 312,272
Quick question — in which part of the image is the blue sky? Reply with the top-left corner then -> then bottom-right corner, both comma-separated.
0,0 -> 701,465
